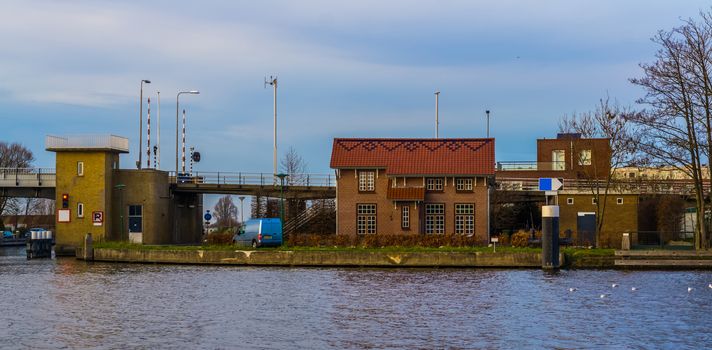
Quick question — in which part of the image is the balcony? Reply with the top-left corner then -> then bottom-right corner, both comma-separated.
45,135 -> 129,153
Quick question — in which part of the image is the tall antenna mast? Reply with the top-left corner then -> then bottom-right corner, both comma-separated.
265,75 -> 278,177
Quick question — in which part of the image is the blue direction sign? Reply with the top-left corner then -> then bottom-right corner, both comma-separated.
204,211 -> 212,221
539,178 -> 563,191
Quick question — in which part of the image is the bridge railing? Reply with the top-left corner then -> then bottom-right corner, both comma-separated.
496,161 -> 566,171
0,168 -> 56,187
169,171 -> 336,187
496,177 -> 709,195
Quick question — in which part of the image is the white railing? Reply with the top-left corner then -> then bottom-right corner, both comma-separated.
0,168 -> 56,187
496,177 -> 708,195
169,171 -> 336,187
45,134 -> 129,152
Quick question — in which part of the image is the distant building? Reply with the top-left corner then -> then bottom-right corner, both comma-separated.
330,138 -> 495,241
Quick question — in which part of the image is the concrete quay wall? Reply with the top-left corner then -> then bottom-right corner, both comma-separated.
80,248 -> 549,267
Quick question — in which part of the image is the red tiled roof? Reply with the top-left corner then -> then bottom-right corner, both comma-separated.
330,138 -> 494,176
387,187 -> 425,201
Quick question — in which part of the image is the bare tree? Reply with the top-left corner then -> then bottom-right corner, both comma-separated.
0,142 -> 34,216
213,195 -> 238,230
559,96 -> 637,247
627,11 -> 712,249
280,147 -> 308,222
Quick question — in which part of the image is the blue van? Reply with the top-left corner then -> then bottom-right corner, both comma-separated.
232,218 -> 283,248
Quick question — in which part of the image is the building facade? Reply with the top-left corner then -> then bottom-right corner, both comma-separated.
330,138 -> 494,242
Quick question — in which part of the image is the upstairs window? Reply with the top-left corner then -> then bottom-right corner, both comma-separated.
552,150 -> 565,170
77,161 -> 84,176
426,178 -> 444,191
358,171 -> 375,192
456,178 -> 473,191
579,150 -> 592,166
77,203 -> 84,218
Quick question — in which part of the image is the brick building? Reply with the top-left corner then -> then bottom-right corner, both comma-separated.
330,138 -> 495,241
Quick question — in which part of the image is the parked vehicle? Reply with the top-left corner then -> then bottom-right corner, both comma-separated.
232,218 -> 283,248
2,231 -> 12,239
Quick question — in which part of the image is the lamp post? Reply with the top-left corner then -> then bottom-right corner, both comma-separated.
138,79 -> 151,169
276,173 -> 289,227
239,196 -> 245,224
265,76 -> 278,178
485,110 -> 491,138
175,90 -> 199,176
114,184 -> 126,240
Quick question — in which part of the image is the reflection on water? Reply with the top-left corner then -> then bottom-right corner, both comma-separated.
2,247 -> 712,349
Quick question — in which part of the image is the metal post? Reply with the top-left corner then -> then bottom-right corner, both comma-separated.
175,90 -> 199,175
486,110 -> 491,138
139,79 -> 150,169
189,146 -> 194,176
239,196 -> 245,224
435,90 -> 440,138
273,78 -> 278,177
182,109 -> 186,173
157,91 -> 161,169
542,204 -> 560,269
146,97 -> 151,168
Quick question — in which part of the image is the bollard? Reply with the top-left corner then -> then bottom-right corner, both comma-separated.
622,232 -> 630,251
542,205 -> 560,269
83,233 -> 94,261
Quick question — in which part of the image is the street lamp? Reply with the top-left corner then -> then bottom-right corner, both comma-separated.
114,183 -> 126,240
175,90 -> 199,176
138,79 -> 151,169
435,90 -> 440,139
485,110 -> 491,138
276,173 -> 289,227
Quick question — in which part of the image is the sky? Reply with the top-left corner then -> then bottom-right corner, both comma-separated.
1,0 -> 710,214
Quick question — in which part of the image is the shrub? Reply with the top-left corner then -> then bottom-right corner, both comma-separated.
510,230 -> 530,247
204,232 -> 233,245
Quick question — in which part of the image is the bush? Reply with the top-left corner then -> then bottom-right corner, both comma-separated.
204,232 -> 233,245
285,233 -> 483,248
510,230 -> 530,247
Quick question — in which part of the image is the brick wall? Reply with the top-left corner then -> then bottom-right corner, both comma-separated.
558,193 -> 638,248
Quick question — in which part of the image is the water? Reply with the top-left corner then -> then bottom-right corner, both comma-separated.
2,247 -> 712,349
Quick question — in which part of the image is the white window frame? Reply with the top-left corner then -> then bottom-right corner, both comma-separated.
617,198 -> 624,205
579,150 -> 592,166
455,203 -> 475,235
552,150 -> 566,170
592,197 -> 598,205
425,203 -> 445,234
401,205 -> 410,229
456,178 -> 473,191
77,202 -> 84,218
358,171 -> 375,192
77,161 -> 84,176
426,178 -> 444,191
567,198 -> 574,205
357,204 -> 377,234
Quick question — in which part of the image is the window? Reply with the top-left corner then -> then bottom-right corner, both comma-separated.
77,203 -> 84,218
128,205 -> 143,233
358,171 -> 375,192
617,198 -> 624,205
357,204 -> 377,234
425,203 -> 445,234
592,198 -> 598,205
579,150 -> 592,166
77,161 -> 84,176
567,198 -> 574,205
455,204 -> 475,235
401,205 -> 410,229
456,178 -> 473,191
552,150 -> 566,170
426,178 -> 444,191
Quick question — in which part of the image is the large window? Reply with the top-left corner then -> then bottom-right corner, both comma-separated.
552,150 -> 565,170
456,178 -> 473,191
425,203 -> 445,234
579,150 -> 592,165
401,205 -> 410,229
426,178 -> 444,191
128,205 -> 143,233
358,171 -> 375,192
455,203 -> 475,235
357,204 -> 377,234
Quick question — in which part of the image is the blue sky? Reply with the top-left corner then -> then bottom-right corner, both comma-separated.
1,1 -> 710,213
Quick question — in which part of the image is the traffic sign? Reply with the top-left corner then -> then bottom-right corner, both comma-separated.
92,211 -> 104,226
539,178 -> 563,191
204,211 -> 212,221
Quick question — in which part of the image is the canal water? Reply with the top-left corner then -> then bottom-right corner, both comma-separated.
2,247 -> 712,349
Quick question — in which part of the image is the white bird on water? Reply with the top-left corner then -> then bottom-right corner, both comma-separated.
568,288 -> 577,292
688,287 -> 694,293
612,283 -> 619,288
600,294 -> 608,298
631,287 -> 638,291
708,283 -> 712,289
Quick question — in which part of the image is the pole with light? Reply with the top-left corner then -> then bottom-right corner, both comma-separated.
276,173 -> 288,227
265,76 -> 278,178
486,110 -> 491,138
239,196 -> 245,224
138,79 -> 151,169
175,90 -> 199,176
435,90 -> 440,138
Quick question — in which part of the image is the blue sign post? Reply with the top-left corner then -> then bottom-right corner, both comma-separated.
538,178 -> 563,191
539,178 -> 562,269
204,211 -> 212,222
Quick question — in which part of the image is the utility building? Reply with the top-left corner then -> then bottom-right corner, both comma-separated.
330,138 -> 495,242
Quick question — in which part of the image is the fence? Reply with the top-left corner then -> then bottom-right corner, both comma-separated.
45,134 -> 129,152
169,171 -> 336,187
